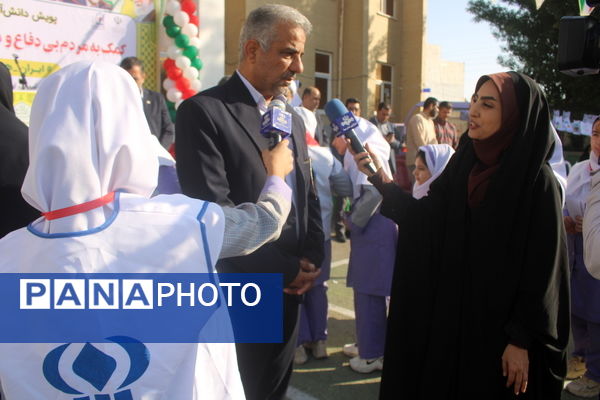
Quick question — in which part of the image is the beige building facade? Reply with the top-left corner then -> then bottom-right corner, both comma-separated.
224,0 -> 428,122
424,43 -> 465,102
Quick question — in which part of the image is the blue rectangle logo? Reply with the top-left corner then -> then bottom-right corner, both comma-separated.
0,273 -> 282,343
332,111 -> 358,136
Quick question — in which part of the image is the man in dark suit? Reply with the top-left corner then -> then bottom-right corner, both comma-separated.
120,57 -> 174,149
175,5 -> 324,400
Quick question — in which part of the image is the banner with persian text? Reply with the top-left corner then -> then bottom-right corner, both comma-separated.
0,0 -> 137,90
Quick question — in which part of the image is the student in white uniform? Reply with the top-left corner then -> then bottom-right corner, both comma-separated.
0,61 -> 295,400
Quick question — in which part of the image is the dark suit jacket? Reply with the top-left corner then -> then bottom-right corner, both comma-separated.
175,73 -> 324,285
142,88 -> 174,149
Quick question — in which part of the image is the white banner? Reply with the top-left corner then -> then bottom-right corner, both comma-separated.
0,0 -> 136,89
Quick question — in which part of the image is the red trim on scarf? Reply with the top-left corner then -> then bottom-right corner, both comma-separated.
42,192 -> 115,220
305,132 -> 319,146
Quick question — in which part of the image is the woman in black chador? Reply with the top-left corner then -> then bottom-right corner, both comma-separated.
350,72 -> 569,399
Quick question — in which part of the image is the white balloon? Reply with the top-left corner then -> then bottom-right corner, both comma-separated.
181,23 -> 198,37
189,37 -> 201,48
167,45 -> 182,60
175,55 -> 191,70
190,79 -> 202,92
162,78 -> 175,91
166,88 -> 183,103
183,66 -> 199,80
165,0 -> 180,15
175,99 -> 184,109
173,10 -> 190,27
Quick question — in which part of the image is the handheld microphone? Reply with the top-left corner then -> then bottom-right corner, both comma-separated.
260,99 -> 292,150
324,98 -> 377,174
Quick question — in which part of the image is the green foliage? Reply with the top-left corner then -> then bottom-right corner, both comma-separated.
467,0 -> 600,117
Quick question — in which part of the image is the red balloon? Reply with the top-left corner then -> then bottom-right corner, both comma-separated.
166,66 -> 183,81
181,0 -> 196,15
163,58 -> 176,71
175,77 -> 191,92
183,88 -> 196,99
189,14 -> 199,26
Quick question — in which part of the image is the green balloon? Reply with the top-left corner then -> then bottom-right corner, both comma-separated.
163,15 -> 176,28
183,45 -> 198,59
166,25 -> 181,38
167,101 -> 175,111
169,108 -> 177,122
191,57 -> 203,70
175,33 -> 190,48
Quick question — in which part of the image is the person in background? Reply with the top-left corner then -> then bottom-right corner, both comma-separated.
295,86 -> 327,146
564,117 -> 600,398
350,72 -> 569,399
0,62 -> 38,238
294,126 -> 352,364
370,102 -> 401,177
433,101 -> 459,149
120,57 -> 174,149
412,144 -> 455,199
405,97 -> 438,184
341,114 -> 397,374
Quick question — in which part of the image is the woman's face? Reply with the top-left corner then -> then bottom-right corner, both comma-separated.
413,156 -> 432,185
468,80 -> 502,140
592,121 -> 600,157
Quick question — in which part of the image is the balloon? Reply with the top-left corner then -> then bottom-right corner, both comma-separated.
175,55 -> 191,70
167,88 -> 183,103
183,66 -> 199,80
168,107 -> 176,121
175,77 -> 191,92
181,23 -> 198,37
190,14 -> 199,26
163,78 -> 175,91
167,45 -> 183,60
167,100 -> 175,111
189,37 -> 201,48
182,88 -> 196,99
163,58 -> 176,70
175,99 -> 184,109
166,25 -> 181,38
173,10 -> 190,27
180,0 -> 196,15
165,0 -> 181,15
175,33 -> 190,49
191,57 -> 203,70
166,66 -> 183,80
190,79 -> 202,92
183,45 -> 198,59
162,15 -> 175,28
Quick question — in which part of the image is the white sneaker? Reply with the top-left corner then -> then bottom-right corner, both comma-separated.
349,355 -> 383,373
294,345 -> 308,365
311,340 -> 328,359
566,376 -> 600,398
342,343 -> 358,358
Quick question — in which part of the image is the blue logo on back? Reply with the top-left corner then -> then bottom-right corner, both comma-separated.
43,336 -> 149,400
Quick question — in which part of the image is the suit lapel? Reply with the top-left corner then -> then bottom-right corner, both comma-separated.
222,74 -> 268,152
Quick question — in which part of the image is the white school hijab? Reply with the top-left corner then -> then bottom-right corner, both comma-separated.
22,61 -> 159,233
412,144 -> 455,200
566,149 -> 600,218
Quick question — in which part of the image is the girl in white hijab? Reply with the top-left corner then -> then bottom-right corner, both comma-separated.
0,61 -> 294,399
412,144 -> 455,200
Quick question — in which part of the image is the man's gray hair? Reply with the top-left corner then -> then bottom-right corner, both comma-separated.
239,4 -> 312,61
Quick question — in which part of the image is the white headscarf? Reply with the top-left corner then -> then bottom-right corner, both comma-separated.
343,117 -> 392,199
566,150 -> 600,218
412,144 -> 455,200
22,61 -> 159,233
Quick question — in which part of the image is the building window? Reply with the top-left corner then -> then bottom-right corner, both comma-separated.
315,51 -> 332,109
375,63 -> 393,109
380,0 -> 394,17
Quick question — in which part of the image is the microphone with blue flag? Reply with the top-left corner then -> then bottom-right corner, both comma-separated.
261,99 -> 292,150
325,98 -> 377,175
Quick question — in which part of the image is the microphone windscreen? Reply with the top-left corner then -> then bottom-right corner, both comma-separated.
324,98 -> 347,121
269,99 -> 287,111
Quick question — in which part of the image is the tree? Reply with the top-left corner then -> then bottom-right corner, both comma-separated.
468,0 -> 600,117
